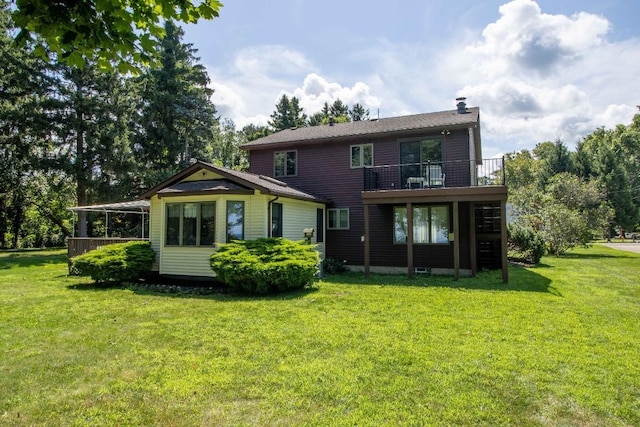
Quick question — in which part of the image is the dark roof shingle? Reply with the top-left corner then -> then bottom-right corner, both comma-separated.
242,107 -> 479,148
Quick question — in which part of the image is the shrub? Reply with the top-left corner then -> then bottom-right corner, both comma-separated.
508,223 -> 546,264
323,257 -> 349,274
210,238 -> 319,294
70,241 -> 155,283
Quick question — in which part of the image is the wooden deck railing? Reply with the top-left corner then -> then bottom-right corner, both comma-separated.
67,237 -> 149,265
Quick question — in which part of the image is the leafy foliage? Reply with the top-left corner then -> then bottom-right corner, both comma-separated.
11,0 -> 223,72
210,238 -> 319,294
70,241 -> 155,283
507,223 -> 546,264
268,94 -> 307,131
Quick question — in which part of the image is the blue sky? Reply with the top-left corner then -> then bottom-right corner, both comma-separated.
183,0 -> 640,157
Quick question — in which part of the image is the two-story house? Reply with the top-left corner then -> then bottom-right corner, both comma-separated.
242,99 -> 509,281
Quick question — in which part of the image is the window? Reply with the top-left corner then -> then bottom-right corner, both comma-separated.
351,144 -> 373,168
226,201 -> 245,242
274,151 -> 297,177
400,138 -> 443,185
393,205 -> 449,244
165,202 -> 215,246
271,202 -> 283,237
328,208 -> 349,230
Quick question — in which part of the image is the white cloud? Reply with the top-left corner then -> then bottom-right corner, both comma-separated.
441,0 -> 640,153
286,73 -> 383,114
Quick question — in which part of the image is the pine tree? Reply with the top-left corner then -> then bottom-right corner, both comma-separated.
134,21 -> 217,188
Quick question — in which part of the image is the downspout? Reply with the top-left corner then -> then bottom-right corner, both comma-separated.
267,196 -> 279,237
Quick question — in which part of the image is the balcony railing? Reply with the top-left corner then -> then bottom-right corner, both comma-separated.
363,158 -> 504,191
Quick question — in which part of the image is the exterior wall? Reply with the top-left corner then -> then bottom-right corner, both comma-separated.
149,196 -> 162,271
149,188 -> 324,277
247,128 -> 473,268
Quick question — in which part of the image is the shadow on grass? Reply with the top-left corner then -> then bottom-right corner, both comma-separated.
323,265 -> 557,295
67,280 -> 320,301
0,250 -> 67,269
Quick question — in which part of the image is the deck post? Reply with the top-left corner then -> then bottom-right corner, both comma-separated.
407,202 -> 414,278
469,202 -> 477,277
453,200 -> 460,280
501,199 -> 509,283
364,204 -> 370,277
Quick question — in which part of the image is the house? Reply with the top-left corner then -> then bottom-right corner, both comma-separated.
134,161 -> 326,278
242,98 -> 509,281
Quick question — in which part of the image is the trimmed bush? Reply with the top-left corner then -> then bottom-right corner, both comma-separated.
210,238 -> 319,294
70,241 -> 155,283
507,223 -> 546,264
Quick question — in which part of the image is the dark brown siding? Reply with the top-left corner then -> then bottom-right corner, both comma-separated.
247,128 -> 474,268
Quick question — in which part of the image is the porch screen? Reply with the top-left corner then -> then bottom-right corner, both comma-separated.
393,205 -> 449,244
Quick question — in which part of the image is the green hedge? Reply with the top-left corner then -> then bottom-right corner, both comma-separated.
70,241 -> 155,283
210,238 -> 319,294
507,223 -> 546,264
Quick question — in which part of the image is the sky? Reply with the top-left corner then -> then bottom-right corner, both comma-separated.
182,0 -> 640,158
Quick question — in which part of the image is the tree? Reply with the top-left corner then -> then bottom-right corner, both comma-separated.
133,21 -> 217,189
11,0 -> 223,73
208,118 -> 249,171
0,5 -> 71,247
349,103 -> 370,121
269,94 -> 307,131
576,125 -> 640,233
511,173 -> 613,256
535,139 -> 574,189
307,99 -> 351,127
47,63 -> 137,237
242,123 -> 272,142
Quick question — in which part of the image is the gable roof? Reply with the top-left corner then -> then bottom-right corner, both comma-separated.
140,161 -> 327,203
242,107 -> 480,149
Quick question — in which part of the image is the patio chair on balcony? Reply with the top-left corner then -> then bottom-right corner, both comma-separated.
425,164 -> 445,187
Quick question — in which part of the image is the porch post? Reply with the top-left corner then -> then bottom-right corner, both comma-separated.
105,212 -> 109,238
407,202 -> 414,278
364,204 -> 370,277
501,199 -> 509,283
453,201 -> 460,281
469,202 -> 477,277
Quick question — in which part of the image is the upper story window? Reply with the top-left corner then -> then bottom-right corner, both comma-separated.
166,202 -> 215,246
328,208 -> 349,230
351,144 -> 373,168
274,151 -> 297,177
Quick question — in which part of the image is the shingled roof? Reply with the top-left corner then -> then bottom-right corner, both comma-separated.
242,107 -> 480,148
140,161 -> 327,203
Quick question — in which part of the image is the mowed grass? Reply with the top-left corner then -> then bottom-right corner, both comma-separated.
1,246 -> 639,426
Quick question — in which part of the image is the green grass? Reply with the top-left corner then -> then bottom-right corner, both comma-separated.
1,246 -> 639,426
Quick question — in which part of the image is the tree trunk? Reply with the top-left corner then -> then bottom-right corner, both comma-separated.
76,107 -> 88,237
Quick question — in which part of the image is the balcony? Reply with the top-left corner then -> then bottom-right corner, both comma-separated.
363,158 -> 504,191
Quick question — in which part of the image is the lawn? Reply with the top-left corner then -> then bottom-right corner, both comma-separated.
1,246 -> 639,426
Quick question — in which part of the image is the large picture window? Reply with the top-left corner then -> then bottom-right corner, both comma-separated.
393,205 -> 449,244
328,208 -> 349,230
165,202 -> 215,246
274,151 -> 297,177
226,201 -> 245,242
351,144 -> 373,168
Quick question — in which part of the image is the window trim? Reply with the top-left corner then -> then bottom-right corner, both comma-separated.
164,202 -> 216,247
327,208 -> 350,230
350,143 -> 374,168
393,205 -> 450,245
274,150 -> 298,177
